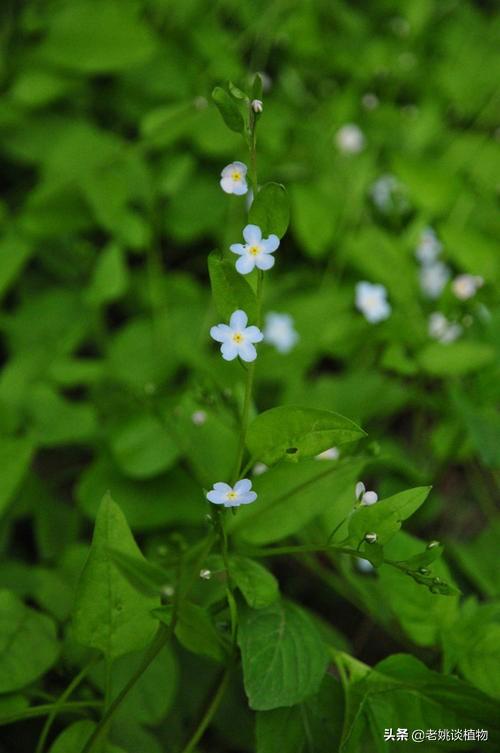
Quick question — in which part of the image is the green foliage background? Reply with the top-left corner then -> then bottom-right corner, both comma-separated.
0,0 -> 499,751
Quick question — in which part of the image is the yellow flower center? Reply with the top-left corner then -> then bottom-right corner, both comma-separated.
226,491 -> 238,500
232,332 -> 244,343
249,245 -> 261,256
231,172 -> 241,181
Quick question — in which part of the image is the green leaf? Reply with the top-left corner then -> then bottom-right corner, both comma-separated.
110,414 -> 179,479
229,457 -> 366,545
72,494 -> 159,660
251,73 -> 263,101
229,556 -> 279,609
246,405 -> 365,466
449,518 -> 500,598
109,549 -> 172,597
48,720 -> 125,753
238,600 -> 328,710
256,675 -> 343,753
40,0 -> 157,73
208,250 -> 257,321
212,87 -> 244,133
156,603 -> 225,662
248,182 -> 290,238
336,651 -> 500,752
86,244 -> 128,306
417,341 -> 496,376
0,436 -> 34,517
348,486 -> 431,546
0,590 -> 59,693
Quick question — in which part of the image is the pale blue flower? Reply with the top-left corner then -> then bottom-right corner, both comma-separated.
206,479 -> 257,508
419,261 -> 450,299
220,161 -> 248,195
210,309 -> 263,362
355,282 -> 391,323
263,312 -> 299,353
415,227 -> 442,265
230,224 -> 279,275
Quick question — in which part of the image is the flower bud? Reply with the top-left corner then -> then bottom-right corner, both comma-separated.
199,569 -> 211,580
251,99 -> 263,113
427,540 -> 440,549
364,532 -> 378,544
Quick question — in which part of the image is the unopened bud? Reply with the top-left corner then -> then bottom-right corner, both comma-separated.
161,584 -> 174,597
251,99 -> 263,113
427,540 -> 440,549
199,569 -> 211,580
418,567 -> 430,575
364,532 -> 378,544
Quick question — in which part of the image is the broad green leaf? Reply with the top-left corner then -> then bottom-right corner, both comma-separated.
229,457 -> 365,545
348,486 -> 431,546
27,384 -> 97,446
212,87 -> 244,133
72,495 -> 159,660
0,590 -> 59,693
246,405 -> 365,465
248,182 -> 290,238
337,651 -> 500,752
109,549 -> 172,597
48,720 -> 125,753
208,250 -> 257,321
291,183 -> 337,259
156,603 -> 225,662
418,341 -> 496,376
0,232 -> 32,300
0,436 -> 34,517
256,675 -> 343,753
238,600 -> 328,710
229,556 -> 279,609
110,414 -> 179,479
40,0 -> 157,73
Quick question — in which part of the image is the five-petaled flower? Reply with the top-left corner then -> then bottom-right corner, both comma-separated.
263,312 -> 299,353
220,161 -> 248,195
230,224 -> 279,275
210,309 -> 263,362
355,282 -> 391,323
206,479 -> 257,508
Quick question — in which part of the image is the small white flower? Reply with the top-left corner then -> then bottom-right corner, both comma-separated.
355,282 -> 391,323
419,261 -> 450,299
253,462 -> 268,476
206,479 -> 257,508
210,309 -> 263,362
364,532 -> 378,544
191,410 -> 207,426
220,161 -> 248,195
230,224 -> 280,275
316,447 -> 340,461
251,99 -> 263,113
361,92 -> 379,110
428,312 -> 462,344
452,274 -> 483,301
355,481 -> 378,506
335,123 -> 365,154
415,227 -> 442,265
199,569 -> 211,580
263,312 -> 299,353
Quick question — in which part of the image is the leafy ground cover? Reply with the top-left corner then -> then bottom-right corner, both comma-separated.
0,1 -> 499,751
